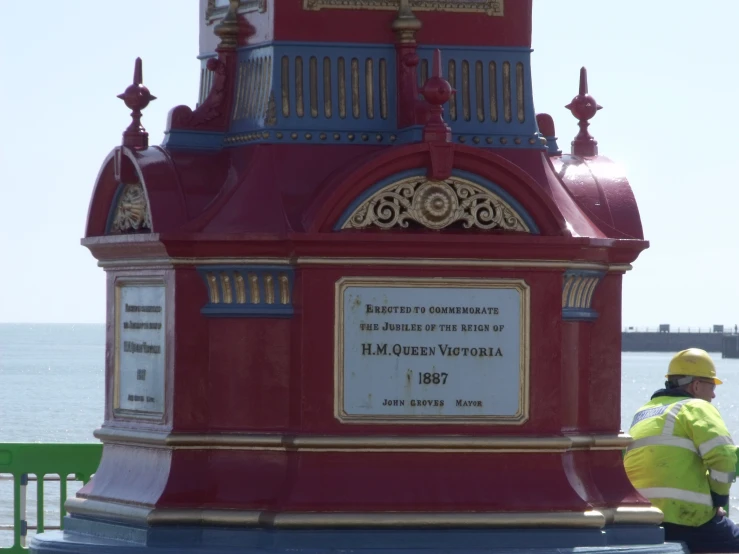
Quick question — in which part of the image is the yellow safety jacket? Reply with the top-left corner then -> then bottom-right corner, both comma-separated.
624,391 -> 736,527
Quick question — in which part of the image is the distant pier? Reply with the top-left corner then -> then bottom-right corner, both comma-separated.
622,324 -> 739,358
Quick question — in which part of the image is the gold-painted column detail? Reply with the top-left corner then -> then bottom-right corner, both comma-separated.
198,267 -> 295,317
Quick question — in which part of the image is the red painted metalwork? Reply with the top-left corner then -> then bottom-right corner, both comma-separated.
420,49 -> 452,144
566,67 -> 603,157
76,0 -> 651,529
117,58 -> 156,151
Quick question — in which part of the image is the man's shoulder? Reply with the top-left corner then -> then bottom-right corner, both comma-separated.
681,397 -> 720,414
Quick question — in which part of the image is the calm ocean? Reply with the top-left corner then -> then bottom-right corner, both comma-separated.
2,324 -> 739,544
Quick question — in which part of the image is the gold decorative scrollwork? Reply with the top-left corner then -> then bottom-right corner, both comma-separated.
303,0 -> 503,16
110,183 -> 152,234
341,177 -> 529,232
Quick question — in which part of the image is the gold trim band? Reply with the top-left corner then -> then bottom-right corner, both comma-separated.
66,498 -> 661,528
300,258 -> 632,272
66,498 -> 153,524
600,507 -> 664,526
98,257 -> 293,269
93,428 -> 632,453
96,256 -> 632,273
303,0 -> 503,17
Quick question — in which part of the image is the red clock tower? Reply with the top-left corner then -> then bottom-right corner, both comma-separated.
31,1 -> 683,553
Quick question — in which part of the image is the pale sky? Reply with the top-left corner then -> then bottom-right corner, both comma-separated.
1,1 -> 736,328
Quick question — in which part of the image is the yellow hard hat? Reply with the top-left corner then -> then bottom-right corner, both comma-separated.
666,348 -> 722,385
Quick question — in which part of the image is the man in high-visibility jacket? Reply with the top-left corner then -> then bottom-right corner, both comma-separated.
624,348 -> 739,552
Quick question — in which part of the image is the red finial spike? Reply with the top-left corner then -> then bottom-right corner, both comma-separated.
432,48 -> 442,78
133,57 -> 143,86
565,66 -> 601,157
118,57 -> 156,151
579,66 -> 588,96
420,49 -> 453,143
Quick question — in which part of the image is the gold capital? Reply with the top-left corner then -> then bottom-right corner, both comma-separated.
391,0 -> 422,44
214,0 -> 240,50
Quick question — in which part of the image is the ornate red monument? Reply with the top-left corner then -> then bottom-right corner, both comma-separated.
32,1 -> 685,552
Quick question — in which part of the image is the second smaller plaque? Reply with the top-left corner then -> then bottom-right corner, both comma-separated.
114,282 -> 167,419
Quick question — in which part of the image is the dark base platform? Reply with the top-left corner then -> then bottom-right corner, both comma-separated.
29,517 -> 687,554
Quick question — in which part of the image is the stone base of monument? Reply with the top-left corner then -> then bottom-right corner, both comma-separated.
31,517 -> 687,554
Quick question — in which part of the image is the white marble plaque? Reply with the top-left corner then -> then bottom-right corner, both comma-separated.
335,278 -> 529,424
115,284 -> 166,417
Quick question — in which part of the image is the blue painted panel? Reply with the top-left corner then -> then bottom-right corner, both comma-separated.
272,43 -> 397,133
163,131 -> 225,150
564,269 -> 605,278
218,130 -> 545,149
416,46 -> 541,147
562,308 -> 600,321
201,304 -> 293,318
394,125 -> 424,144
197,266 -> 295,318
225,129 -> 399,146
230,45 -> 276,131
228,42 -> 398,136
184,43 -> 548,151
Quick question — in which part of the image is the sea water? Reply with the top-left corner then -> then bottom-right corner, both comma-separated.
2,324 -> 739,544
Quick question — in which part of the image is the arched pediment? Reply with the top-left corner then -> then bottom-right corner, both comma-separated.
337,171 -> 538,233
303,143 -> 567,235
85,146 -> 189,238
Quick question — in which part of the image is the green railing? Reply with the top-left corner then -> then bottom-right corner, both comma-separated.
0,444 -> 102,554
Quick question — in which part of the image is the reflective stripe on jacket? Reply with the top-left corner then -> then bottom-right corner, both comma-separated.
624,395 -> 736,527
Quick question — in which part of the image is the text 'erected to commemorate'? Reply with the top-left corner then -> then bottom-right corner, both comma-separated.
116,284 -> 166,416
336,278 -> 529,423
